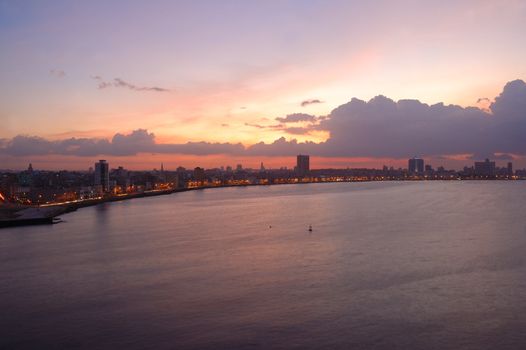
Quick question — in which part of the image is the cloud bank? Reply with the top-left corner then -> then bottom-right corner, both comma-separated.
2,80 -> 525,160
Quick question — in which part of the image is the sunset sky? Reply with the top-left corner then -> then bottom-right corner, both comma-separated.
1,0 -> 526,170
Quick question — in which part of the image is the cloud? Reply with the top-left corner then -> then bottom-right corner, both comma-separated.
244,122 -> 267,129
91,76 -> 170,92
2,79 -> 526,160
49,69 -> 66,78
247,80 -> 526,158
476,97 -> 492,112
244,120 -> 313,135
489,79 -> 526,119
313,80 -> 526,158
275,113 -> 317,123
492,153 -> 514,160
301,99 -> 323,107
0,129 -> 243,157
246,137 -> 319,157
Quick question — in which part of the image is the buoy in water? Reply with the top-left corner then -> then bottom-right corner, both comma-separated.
308,225 -> 313,232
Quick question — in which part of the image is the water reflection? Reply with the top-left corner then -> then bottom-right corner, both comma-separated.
1,182 -> 526,349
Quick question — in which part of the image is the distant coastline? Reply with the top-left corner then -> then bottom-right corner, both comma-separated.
1,178 -> 523,228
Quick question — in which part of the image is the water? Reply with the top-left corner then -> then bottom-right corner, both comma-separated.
1,181 -> 526,349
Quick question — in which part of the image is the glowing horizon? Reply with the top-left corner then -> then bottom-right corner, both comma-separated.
1,1 -> 526,170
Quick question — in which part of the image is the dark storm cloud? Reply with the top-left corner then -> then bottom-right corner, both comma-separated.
2,80 -> 525,159
91,76 -> 170,92
300,99 -> 323,107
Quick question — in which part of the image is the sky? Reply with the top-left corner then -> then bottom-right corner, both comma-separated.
1,0 -> 525,170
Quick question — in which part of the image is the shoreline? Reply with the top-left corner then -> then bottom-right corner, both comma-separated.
1,178 -> 523,228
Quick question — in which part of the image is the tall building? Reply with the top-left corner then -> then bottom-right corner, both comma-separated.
160,163 -> 166,182
507,162 -> 513,178
115,166 -> 129,189
408,157 -> 424,174
474,158 -> 496,177
176,166 -> 187,188
94,160 -> 110,192
296,155 -> 310,176
193,167 -> 206,182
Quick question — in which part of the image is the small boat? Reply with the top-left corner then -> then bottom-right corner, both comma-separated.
308,225 -> 313,232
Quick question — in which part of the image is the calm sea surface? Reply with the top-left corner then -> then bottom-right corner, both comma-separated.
1,181 -> 526,349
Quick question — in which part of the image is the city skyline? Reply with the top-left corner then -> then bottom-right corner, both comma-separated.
1,1 -> 526,169
1,154 -> 521,207
0,154 -> 521,173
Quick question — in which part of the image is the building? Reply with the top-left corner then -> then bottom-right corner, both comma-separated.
94,160 -> 110,193
115,166 -> 129,189
474,158 -> 496,177
193,167 -> 206,182
507,162 -> 513,178
408,157 -> 424,174
160,163 -> 166,182
296,155 -> 310,176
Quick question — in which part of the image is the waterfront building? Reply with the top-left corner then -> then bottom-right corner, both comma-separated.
193,167 -> 206,182
474,159 -> 496,177
408,157 -> 424,174
160,163 -> 166,182
115,166 -> 130,190
507,162 -> 513,178
296,155 -> 310,176
94,160 -> 110,193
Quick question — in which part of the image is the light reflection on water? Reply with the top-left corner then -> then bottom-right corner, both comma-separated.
1,181 -> 526,349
